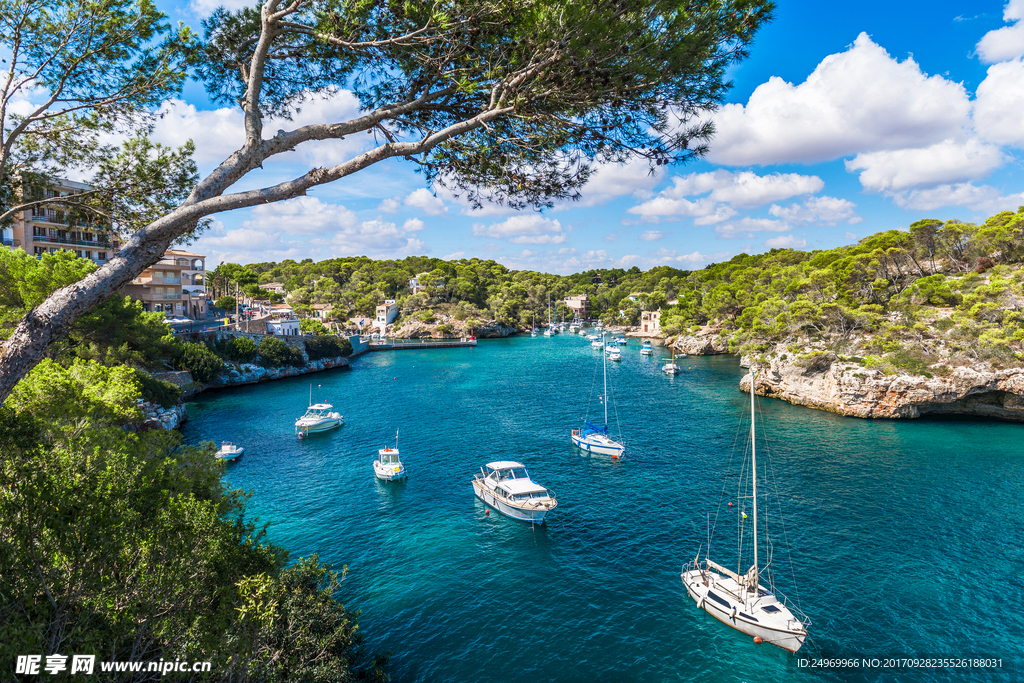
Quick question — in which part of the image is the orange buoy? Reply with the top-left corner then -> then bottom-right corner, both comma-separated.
754,637 -> 763,644
485,510 -> 490,515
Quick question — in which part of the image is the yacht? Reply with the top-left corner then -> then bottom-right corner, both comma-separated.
373,430 -> 407,481
214,441 -> 244,462
295,403 -> 343,435
472,461 -> 557,524
640,340 -> 653,356
572,333 -> 625,457
681,371 -> 810,652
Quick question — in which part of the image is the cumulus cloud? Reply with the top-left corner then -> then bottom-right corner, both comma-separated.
443,251 -> 466,260
403,188 -> 447,216
714,217 -> 792,238
974,58 -> 1024,147
845,138 -> 1005,192
193,196 -> 430,262
628,169 -> 821,223
190,0 -> 249,16
377,197 -> 401,213
603,234 -> 619,242
472,215 -> 567,244
764,235 -> 808,249
639,230 -> 665,241
566,159 -> 663,208
769,196 -> 862,224
707,33 -> 971,165
976,0 -> 1024,63
892,183 -> 1024,212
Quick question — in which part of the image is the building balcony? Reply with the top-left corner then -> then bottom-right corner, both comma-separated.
2,238 -> 19,247
33,234 -> 115,248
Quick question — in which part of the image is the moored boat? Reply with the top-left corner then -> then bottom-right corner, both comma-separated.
472,461 -> 557,524
640,340 -> 653,356
373,429 -> 406,481
295,403 -> 343,435
680,371 -> 810,652
214,441 -> 244,462
572,332 -> 625,457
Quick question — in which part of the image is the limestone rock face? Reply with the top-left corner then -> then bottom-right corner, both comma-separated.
741,356 -> 1024,421
667,331 -> 730,356
391,318 -> 516,338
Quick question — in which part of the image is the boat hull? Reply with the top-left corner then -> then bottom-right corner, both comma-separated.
472,481 -> 550,524
215,450 -> 244,462
295,418 -> 342,433
571,432 -> 624,456
681,569 -> 807,653
374,463 -> 407,481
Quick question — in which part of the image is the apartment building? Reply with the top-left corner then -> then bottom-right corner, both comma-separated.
121,249 -> 208,319
2,178 -> 118,264
375,299 -> 399,332
565,294 -> 590,320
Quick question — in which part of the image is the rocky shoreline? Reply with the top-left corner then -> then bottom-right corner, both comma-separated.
668,331 -> 1024,422
148,355 -> 352,430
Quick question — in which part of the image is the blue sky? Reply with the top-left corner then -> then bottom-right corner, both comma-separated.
147,0 -> 1024,272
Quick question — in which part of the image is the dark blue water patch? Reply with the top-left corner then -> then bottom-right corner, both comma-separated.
181,336 -> 1024,682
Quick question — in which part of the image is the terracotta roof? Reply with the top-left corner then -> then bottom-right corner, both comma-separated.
165,249 -> 206,258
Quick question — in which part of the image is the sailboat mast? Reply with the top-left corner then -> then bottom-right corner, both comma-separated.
750,371 -> 759,582
603,332 -> 609,426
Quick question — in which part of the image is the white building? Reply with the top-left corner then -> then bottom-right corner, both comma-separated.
267,318 -> 300,335
375,299 -> 399,332
640,310 -> 662,335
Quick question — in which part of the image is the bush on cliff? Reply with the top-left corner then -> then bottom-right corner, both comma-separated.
134,369 -> 183,408
304,335 -> 352,360
172,342 -> 224,383
258,336 -> 304,367
226,336 -> 258,363
0,360 -> 387,680
299,318 -> 329,335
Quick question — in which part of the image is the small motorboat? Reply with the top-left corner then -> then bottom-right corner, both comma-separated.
472,461 -> 557,524
609,347 -> 622,362
591,339 -> 604,349
373,430 -> 406,481
640,340 -> 653,356
214,441 -> 245,462
616,337 -> 628,345
295,403 -> 343,435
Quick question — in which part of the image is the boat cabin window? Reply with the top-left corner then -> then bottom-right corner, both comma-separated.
761,605 -> 780,613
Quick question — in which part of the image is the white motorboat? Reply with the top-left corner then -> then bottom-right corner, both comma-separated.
214,441 -> 244,462
616,337 -> 628,345
680,371 -> 810,652
373,429 -> 406,481
591,339 -> 604,349
609,347 -> 622,362
295,403 -> 343,435
578,329 -> 587,336
663,348 -> 680,374
572,332 -> 625,457
543,327 -> 553,337
640,340 -> 653,356
472,461 -> 557,524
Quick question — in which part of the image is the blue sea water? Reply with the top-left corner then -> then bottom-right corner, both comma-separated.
181,335 -> 1024,682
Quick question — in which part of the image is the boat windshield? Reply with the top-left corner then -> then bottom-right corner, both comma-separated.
513,491 -> 549,501
496,467 -> 529,480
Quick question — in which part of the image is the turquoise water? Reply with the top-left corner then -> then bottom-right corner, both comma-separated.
181,336 -> 1023,682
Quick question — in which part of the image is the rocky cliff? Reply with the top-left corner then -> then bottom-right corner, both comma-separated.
391,317 -> 517,338
670,331 -> 1024,421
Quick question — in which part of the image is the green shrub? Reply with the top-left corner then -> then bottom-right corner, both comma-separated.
932,317 -> 955,332
215,296 -> 237,311
417,310 -> 436,323
299,318 -> 329,335
226,336 -> 258,363
304,336 -> 353,360
888,348 -> 936,376
258,336 -> 304,367
172,342 -> 224,383
134,370 -> 182,408
436,323 -> 454,334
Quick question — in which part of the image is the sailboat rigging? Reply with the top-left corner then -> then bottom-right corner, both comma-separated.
680,371 -> 810,651
571,332 -> 625,457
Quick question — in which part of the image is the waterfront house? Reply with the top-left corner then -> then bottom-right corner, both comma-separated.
641,310 -> 662,335
565,294 -> 590,319
375,299 -> 399,332
267,318 -> 300,335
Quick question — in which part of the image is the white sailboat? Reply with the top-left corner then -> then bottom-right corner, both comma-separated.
571,332 -> 625,457
681,371 -> 810,652
663,348 -> 680,374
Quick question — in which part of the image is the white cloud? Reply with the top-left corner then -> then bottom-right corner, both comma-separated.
707,33 -> 971,165
194,196 -> 430,262
715,217 -> 792,238
844,232 -> 858,241
603,234 -> 619,242
764,235 -> 808,249
974,58 -> 1024,147
403,188 -> 447,216
567,159 -> 662,208
472,215 -> 567,244
639,230 -> 665,241
190,0 -> 251,17
976,0 -> 1024,63
377,197 -> 401,213
769,196 -> 862,224
892,183 -> 1024,212
628,169 -> 822,222
443,251 -> 466,260
845,138 -> 1005,192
